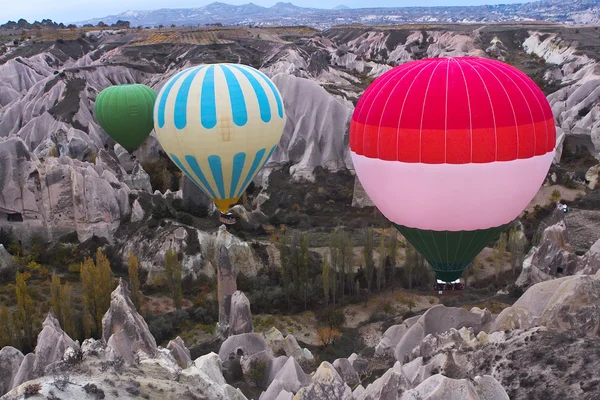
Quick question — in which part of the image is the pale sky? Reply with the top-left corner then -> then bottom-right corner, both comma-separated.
2,0 -> 525,24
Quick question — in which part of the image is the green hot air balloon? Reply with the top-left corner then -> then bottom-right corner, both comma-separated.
94,84 -> 157,153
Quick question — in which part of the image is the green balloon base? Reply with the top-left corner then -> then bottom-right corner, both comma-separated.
393,223 -> 508,282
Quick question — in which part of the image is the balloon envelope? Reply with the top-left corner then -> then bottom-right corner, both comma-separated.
350,56 -> 556,281
94,84 -> 157,152
153,64 -> 286,213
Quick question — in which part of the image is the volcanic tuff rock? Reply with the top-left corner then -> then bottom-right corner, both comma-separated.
294,361 -> 353,400
266,74 -> 354,181
516,220 -> 578,287
8,313 -> 79,392
4,339 -> 249,400
392,305 -> 492,363
228,290 -> 254,336
167,336 -> 192,368
0,244 -> 16,280
3,24 -> 600,248
0,347 -> 24,396
102,279 -> 158,363
493,270 -> 600,336
517,219 -> 600,287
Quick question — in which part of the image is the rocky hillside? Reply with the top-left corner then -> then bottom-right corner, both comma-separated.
70,0 -> 600,28
1,23 -> 600,276
1,238 -> 599,399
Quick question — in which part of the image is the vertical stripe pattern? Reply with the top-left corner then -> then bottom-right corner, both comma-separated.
154,63 -> 286,212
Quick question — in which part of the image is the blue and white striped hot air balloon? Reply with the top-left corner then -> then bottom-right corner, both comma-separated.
154,63 -> 286,214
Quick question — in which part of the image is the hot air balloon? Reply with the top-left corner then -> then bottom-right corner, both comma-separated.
153,64 -> 286,222
94,84 -> 157,153
350,56 -> 556,282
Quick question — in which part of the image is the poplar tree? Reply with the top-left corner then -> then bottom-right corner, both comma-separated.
387,229 -> 398,291
495,233 -> 508,282
377,233 -> 386,292
128,251 -> 143,311
322,256 -> 330,306
0,306 -> 14,348
165,248 -> 183,310
16,271 -> 36,351
299,233 -> 309,310
60,282 -> 76,339
279,231 -> 291,307
50,272 -> 62,323
80,257 -> 100,334
363,228 -> 375,294
96,249 -> 113,317
81,250 -> 113,336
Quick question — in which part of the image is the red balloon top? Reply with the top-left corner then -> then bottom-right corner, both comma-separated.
350,56 -> 556,164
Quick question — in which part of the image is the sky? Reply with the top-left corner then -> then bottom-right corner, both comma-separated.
2,0 -> 525,24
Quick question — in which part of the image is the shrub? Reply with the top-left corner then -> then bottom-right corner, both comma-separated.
318,306 -> 345,328
67,263 -> 81,274
24,383 -> 41,397
247,358 -> 267,387
317,327 -> 342,348
176,212 -> 193,226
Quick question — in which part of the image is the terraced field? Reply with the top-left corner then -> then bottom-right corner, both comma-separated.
130,29 -> 236,46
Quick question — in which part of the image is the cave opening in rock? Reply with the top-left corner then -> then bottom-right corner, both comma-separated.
7,213 -> 23,222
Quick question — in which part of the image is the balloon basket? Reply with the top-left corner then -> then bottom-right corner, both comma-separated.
219,212 -> 236,225
433,281 -> 464,294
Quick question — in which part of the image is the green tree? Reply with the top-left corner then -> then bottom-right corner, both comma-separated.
279,230 -> 292,308
495,233 -> 508,282
247,358 -> 267,387
96,249 -> 114,317
322,256 -> 330,306
80,250 -> 113,336
377,233 -> 386,292
60,282 -> 76,339
50,272 -> 62,323
82,304 -> 94,340
328,232 -> 340,305
362,228 -> 375,294
165,248 -> 183,309
338,230 -> 353,300
80,257 -> 100,334
508,226 -> 526,277
128,251 -> 143,311
299,233 -> 309,310
387,229 -> 398,291
404,243 -> 418,290
0,306 -> 14,348
550,189 -> 561,204
16,271 -> 36,351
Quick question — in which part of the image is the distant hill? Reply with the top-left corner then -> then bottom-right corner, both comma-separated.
71,0 -> 600,28
333,4 -> 351,9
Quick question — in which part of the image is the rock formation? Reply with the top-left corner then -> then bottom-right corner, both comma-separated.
516,220 -> 578,287
228,290 -> 254,336
493,271 -> 600,336
102,279 -> 158,363
375,315 -> 420,358
167,336 -> 192,368
517,220 -> 600,287
294,361 -> 353,400
391,305 -> 492,363
216,226 -> 239,338
399,374 -> 509,400
268,74 -> 354,181
0,244 -> 16,280
0,347 -> 24,396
